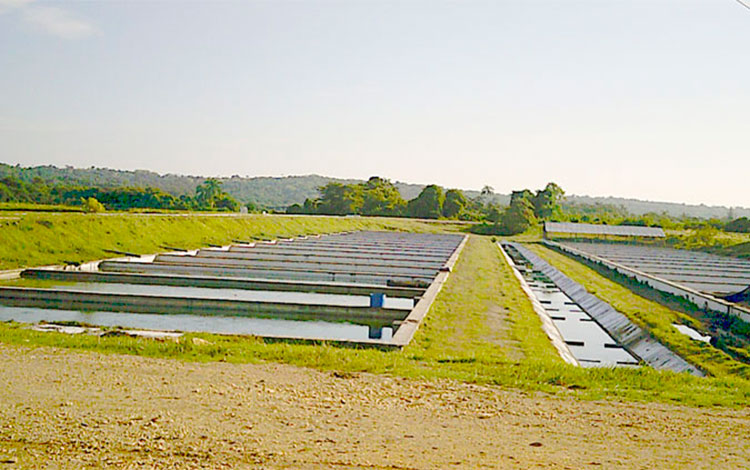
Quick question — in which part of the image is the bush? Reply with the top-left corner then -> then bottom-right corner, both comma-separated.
82,197 -> 105,213
726,217 -> 750,233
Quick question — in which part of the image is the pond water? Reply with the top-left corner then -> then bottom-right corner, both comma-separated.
672,323 -> 711,343
529,283 -> 639,367
0,306 -> 394,341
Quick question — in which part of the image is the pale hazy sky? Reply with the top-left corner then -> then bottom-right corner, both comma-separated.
1,0 -> 748,206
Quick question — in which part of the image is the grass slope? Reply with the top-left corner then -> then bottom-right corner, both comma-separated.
0,223 -> 747,407
0,213 -> 449,271
667,229 -> 750,259
528,243 -> 750,379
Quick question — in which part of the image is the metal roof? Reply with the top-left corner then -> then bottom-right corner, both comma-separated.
544,222 -> 666,238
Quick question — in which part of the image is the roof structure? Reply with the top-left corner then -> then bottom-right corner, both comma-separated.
544,222 -> 666,238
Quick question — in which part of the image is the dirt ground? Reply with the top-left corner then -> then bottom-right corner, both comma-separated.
0,344 -> 747,469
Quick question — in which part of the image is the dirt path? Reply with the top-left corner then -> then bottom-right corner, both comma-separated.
0,344 -> 747,469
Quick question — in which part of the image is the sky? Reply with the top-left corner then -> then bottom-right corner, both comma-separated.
1,0 -> 749,207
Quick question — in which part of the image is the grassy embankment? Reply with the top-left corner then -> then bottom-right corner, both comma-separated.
0,214 -> 748,407
0,202 -> 84,213
0,213 -> 454,271
667,228 -> 750,259
528,243 -> 750,378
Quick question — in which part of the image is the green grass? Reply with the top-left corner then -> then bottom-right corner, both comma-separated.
0,225 -> 748,408
667,228 -> 750,259
0,213 -> 451,271
0,202 -> 84,212
527,243 -> 750,380
710,241 -> 750,259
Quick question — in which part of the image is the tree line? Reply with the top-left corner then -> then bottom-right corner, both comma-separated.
0,175 -> 245,212
286,177 -> 477,219
286,177 -> 566,235
3,169 -> 747,236
4,163 -> 748,219
285,177 -> 750,236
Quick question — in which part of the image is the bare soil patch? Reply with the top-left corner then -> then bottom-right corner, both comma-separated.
0,344 -> 747,469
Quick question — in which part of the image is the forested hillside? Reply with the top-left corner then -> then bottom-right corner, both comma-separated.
1,162 -> 746,217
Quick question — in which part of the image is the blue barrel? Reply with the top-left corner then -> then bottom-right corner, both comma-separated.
369,293 -> 385,308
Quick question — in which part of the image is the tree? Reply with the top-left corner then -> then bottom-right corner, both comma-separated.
407,185 -> 444,219
500,196 -> 537,234
360,177 -> 405,216
82,197 -> 105,213
196,178 -> 222,209
214,193 -> 240,211
726,217 -> 750,233
485,203 -> 503,224
316,182 -> 362,215
193,178 -> 240,211
303,198 -> 318,214
532,182 -> 565,219
442,189 -> 467,218
510,189 -> 534,206
286,203 -> 304,214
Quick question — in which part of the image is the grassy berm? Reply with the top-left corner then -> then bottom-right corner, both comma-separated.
0,213 -> 451,270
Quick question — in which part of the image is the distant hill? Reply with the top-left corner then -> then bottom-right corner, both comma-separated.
566,195 -> 749,219
1,162 -> 746,218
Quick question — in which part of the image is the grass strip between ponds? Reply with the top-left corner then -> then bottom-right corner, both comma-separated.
0,222 -> 748,408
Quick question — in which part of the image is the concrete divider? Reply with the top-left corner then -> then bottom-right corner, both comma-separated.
0,268 -> 23,281
231,244 -> 453,260
154,254 -> 439,277
21,269 -> 425,298
195,249 -> 445,269
99,261 -> 435,286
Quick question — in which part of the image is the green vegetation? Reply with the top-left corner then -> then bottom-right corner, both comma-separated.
442,189 -> 468,218
471,182 -> 564,235
194,178 -> 240,211
289,178 -> 568,231
726,217 -> 750,233
712,241 -> 750,260
0,202 -> 83,212
3,162 -> 749,219
82,197 -> 106,213
0,213 -> 447,271
0,171 -> 242,212
0,223 -> 747,408
288,177 -> 480,220
406,184 -> 445,219
666,227 -> 750,259
0,163 -> 491,210
528,243 -> 750,379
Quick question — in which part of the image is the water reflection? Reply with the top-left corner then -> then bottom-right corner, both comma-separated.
0,306 -> 394,342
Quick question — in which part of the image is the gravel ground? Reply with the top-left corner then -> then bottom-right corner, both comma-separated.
0,344 -> 748,469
